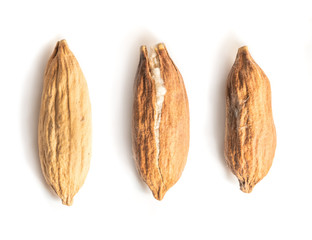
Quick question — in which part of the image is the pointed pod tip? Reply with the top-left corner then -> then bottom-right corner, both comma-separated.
151,186 -> 167,201
56,39 -> 68,49
239,181 -> 254,193
61,197 -> 73,206
153,192 -> 164,201
54,39 -> 71,56
49,39 -> 69,60
58,39 -> 67,44
139,43 -> 167,57
60,39 -> 70,47
139,45 -> 148,59
140,45 -> 147,52
238,45 -> 248,52
235,45 -> 252,62
156,43 -> 166,50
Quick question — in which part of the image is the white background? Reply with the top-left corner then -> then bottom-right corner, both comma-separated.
0,0 -> 311,239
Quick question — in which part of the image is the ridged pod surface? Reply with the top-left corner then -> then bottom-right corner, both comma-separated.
38,40 -> 92,205
132,43 -> 190,200
224,46 -> 276,193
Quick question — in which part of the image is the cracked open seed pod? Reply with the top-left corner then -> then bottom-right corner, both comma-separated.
224,46 -> 276,193
132,43 -> 190,200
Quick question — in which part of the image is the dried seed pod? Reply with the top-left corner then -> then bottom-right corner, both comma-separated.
38,40 -> 92,205
224,46 -> 276,193
132,43 -> 190,200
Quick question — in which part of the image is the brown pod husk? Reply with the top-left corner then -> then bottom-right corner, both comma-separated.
224,46 -> 276,193
132,43 -> 190,200
38,40 -> 92,205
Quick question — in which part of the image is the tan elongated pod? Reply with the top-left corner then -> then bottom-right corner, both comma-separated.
224,46 -> 276,193
132,43 -> 190,200
38,40 -> 92,205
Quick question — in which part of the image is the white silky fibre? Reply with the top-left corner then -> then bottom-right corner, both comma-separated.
148,47 -> 167,161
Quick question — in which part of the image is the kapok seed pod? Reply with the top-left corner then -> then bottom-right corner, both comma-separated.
132,43 -> 190,200
224,46 -> 276,193
38,40 -> 92,205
